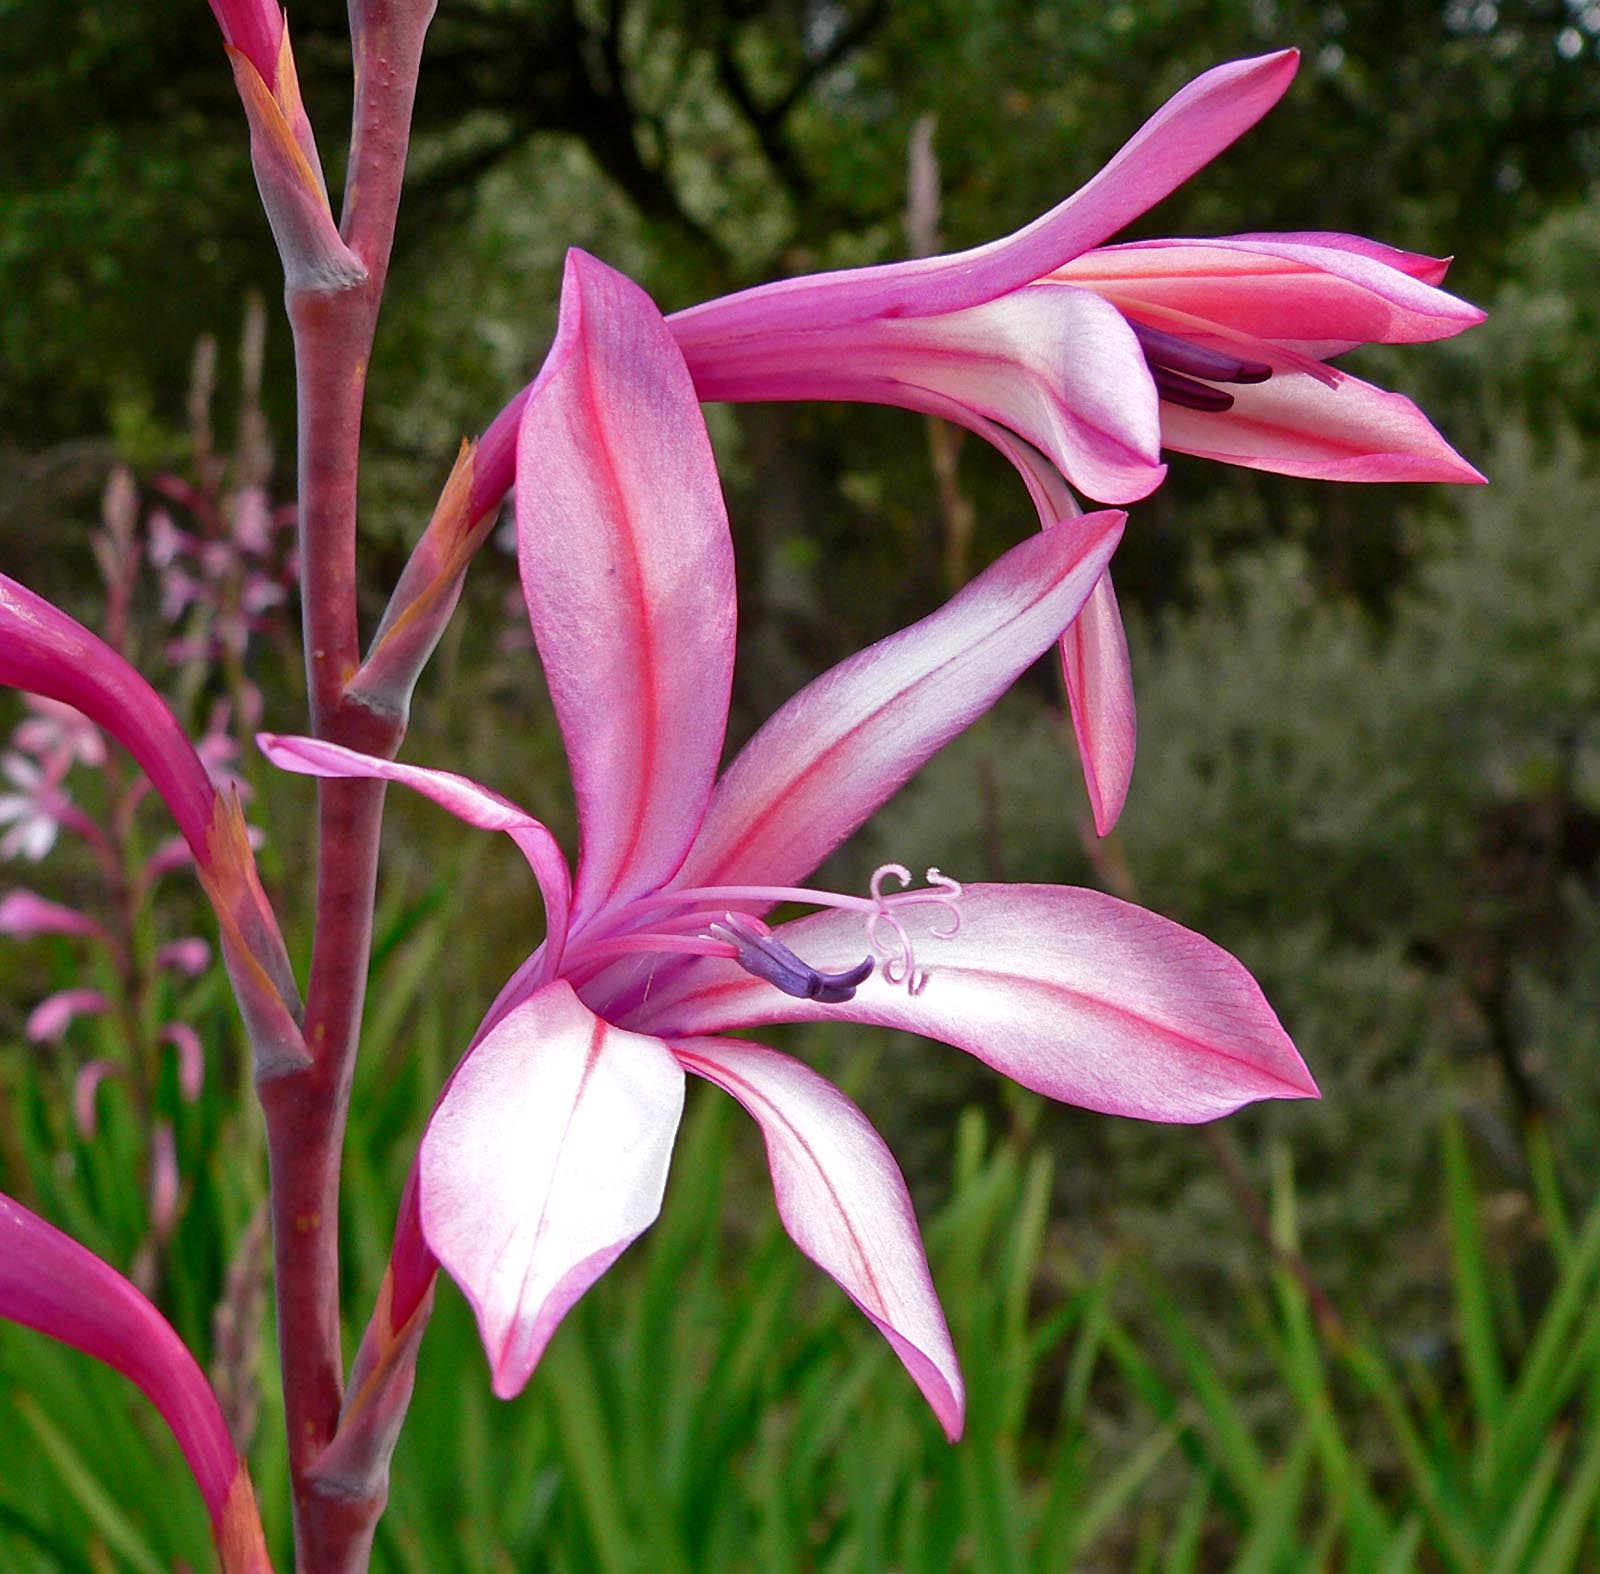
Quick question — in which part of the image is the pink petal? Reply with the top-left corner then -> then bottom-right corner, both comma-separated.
685,285 -> 1164,505
0,576 -> 217,866
27,988 -> 112,1044
0,890 -> 105,942
674,508 -> 1126,895
1061,235 -> 1482,349
1158,370 -> 1487,483
1228,230 -> 1456,285
674,1036 -> 964,1438
517,252 -> 736,923
73,1060 -> 121,1139
669,51 -> 1299,338
161,1023 -> 206,1103
418,980 -> 684,1396
156,937 -> 212,977
206,0 -> 284,86
633,884 -> 1317,1123
257,732 -> 572,970
148,1122 -> 179,1238
1061,571 -> 1136,837
0,1191 -> 242,1528
950,421 -> 1137,833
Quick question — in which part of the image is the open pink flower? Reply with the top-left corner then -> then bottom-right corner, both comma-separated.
262,252 -> 1314,1439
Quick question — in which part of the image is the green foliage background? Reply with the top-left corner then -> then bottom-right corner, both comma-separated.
3,0 -> 1600,1567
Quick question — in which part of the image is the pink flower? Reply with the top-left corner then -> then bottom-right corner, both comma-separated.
0,573 -> 303,1077
0,1193 -> 271,1567
263,253 -> 1314,1439
26,987 -> 112,1044
0,890 -> 107,943
0,753 -> 69,861
468,52 -> 1481,835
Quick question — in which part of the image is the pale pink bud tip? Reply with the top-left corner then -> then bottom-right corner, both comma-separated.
162,1023 -> 206,1102
27,988 -> 112,1043
148,1124 -> 180,1238
157,938 -> 213,977
0,891 -> 102,941
73,1060 -> 121,1139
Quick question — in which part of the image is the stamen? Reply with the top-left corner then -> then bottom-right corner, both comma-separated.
1131,321 -> 1273,385
707,914 -> 874,1004
1149,366 -> 1237,413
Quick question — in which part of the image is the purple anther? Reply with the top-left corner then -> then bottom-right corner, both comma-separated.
1131,321 -> 1272,392
1149,366 -> 1237,413
708,915 -> 875,1004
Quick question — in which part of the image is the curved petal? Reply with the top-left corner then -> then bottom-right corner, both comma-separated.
518,251 -> 736,923
949,419 -> 1137,834
683,286 -> 1163,505
0,576 -> 217,864
632,885 -> 1316,1123
1226,230 -> 1456,285
27,988 -> 111,1043
674,509 -> 1126,895
0,1192 -> 244,1531
669,51 -> 1299,336
1158,370 -> 1487,483
418,980 -> 684,1397
0,890 -> 106,942
1061,571 -> 1136,837
258,732 -> 572,967
674,1036 -> 964,1439
1062,237 -> 1482,351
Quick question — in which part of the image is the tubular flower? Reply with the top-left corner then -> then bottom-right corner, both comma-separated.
0,1193 -> 272,1570
468,52 -> 1482,835
0,574 -> 304,1076
261,251 -> 1315,1440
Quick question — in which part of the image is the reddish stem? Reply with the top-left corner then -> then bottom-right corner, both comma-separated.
260,5 -> 434,1568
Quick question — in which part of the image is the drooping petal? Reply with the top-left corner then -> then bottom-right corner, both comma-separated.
1158,370 -> 1486,483
0,890 -> 107,942
418,980 -> 684,1396
1061,571 -> 1136,837
684,285 -> 1164,505
517,252 -> 736,923
632,885 -> 1317,1123
669,50 -> 1299,343
953,417 -> 1137,834
673,1036 -> 964,1438
27,988 -> 112,1043
674,509 -> 1126,896
1061,236 -> 1483,351
257,732 -> 572,971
